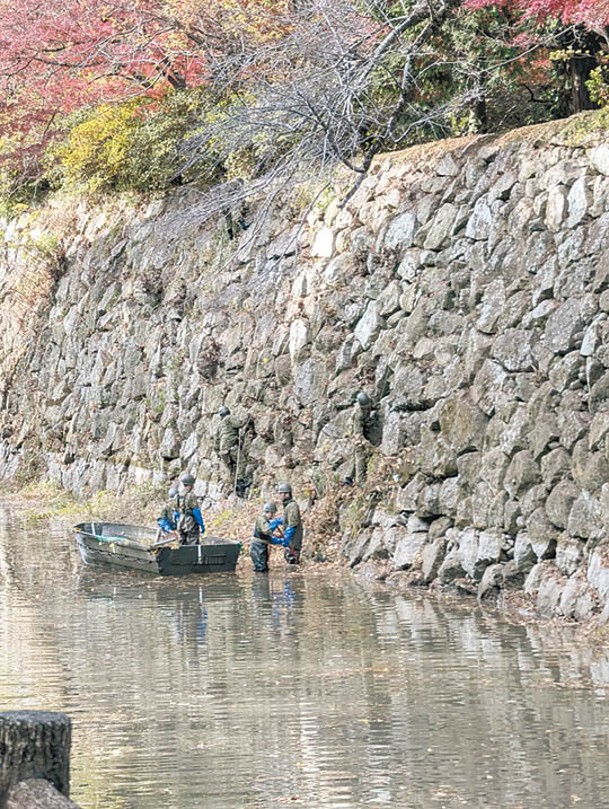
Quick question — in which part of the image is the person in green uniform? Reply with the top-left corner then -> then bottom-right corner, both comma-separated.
250,501 -> 285,572
157,485 -> 179,538
175,473 -> 205,546
277,482 -> 303,565
214,406 -> 240,472
214,405 -> 256,497
351,391 -> 375,486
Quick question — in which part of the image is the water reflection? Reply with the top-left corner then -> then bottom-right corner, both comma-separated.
1,502 -> 609,808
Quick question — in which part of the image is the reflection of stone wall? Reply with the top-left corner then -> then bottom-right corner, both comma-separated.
3,121 -> 609,620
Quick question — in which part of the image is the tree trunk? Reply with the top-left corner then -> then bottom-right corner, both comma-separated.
0,712 -> 72,806
570,54 -> 599,113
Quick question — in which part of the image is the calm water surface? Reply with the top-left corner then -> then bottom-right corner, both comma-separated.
1,503 -> 609,808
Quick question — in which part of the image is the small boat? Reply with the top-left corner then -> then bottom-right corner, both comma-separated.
73,522 -> 241,576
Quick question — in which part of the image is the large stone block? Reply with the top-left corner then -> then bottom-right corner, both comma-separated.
535,563 -> 567,617
567,491 -> 603,541
514,531 -> 537,572
289,319 -> 311,362
293,357 -> 328,407
419,427 -> 458,478
591,144 -> 609,176
555,536 -> 585,576
479,447 -> 510,488
452,528 -> 478,579
544,295 -> 597,355
472,484 -> 507,529
476,279 -> 505,334
546,480 -> 580,529
362,528 -> 392,562
437,551 -> 466,584
437,395 -> 488,454
504,450 -> 541,498
566,175 -> 593,229
545,185 -> 568,232
392,530 -> 428,570
418,203 -> 460,251
589,371 -> 609,414
416,482 -> 445,520
589,412 -> 609,450
491,328 -> 535,372
586,541 -> 609,603
559,573 -> 600,621
548,350 -> 583,392
476,529 -> 505,568
353,301 -> 384,350
471,360 -> 509,416
384,211 -> 418,250
529,416 -> 560,462
421,537 -> 447,583
527,507 -> 559,559
557,407 -> 590,451
571,442 -> 609,491
310,226 -> 334,258
394,469 -> 424,508
465,197 -> 494,240
381,411 -> 403,456
519,483 -> 549,520
340,526 -> 372,567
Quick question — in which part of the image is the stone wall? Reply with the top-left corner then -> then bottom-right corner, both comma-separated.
2,119 -> 609,620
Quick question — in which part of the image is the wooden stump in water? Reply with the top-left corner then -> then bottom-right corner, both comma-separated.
0,711 -> 74,807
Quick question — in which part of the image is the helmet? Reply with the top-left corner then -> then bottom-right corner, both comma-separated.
277,482 -> 292,494
180,473 -> 196,486
357,391 -> 371,406
263,501 -> 278,513
218,405 -> 230,417
168,486 -> 178,498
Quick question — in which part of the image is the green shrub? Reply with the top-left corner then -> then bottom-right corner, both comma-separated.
587,61 -> 609,110
56,102 -> 139,192
54,90 -> 209,193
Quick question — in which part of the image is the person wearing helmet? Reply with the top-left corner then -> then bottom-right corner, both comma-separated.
354,391 -> 373,435
174,473 -> 205,545
350,391 -> 375,485
250,501 -> 285,572
277,483 -> 303,565
214,405 -> 240,474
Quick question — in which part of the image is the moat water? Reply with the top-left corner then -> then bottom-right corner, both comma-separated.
2,502 -> 609,808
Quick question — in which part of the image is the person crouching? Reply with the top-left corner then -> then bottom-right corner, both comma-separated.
250,501 -> 285,573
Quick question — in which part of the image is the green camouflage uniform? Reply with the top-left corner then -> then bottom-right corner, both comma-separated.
352,402 -> 373,485
250,514 -> 275,572
282,497 -> 303,564
175,491 -> 201,546
215,416 -> 240,470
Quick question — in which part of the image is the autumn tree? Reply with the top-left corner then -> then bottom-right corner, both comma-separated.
466,0 -> 609,113
0,0 -> 289,189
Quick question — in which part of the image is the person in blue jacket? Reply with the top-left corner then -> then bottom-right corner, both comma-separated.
157,485 -> 179,537
168,473 -> 205,545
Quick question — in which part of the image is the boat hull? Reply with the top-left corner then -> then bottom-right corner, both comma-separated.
74,522 -> 241,576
